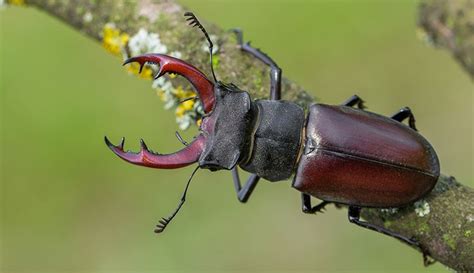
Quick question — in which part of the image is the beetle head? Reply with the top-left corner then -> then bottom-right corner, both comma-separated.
197,82 -> 256,171
105,54 -> 256,172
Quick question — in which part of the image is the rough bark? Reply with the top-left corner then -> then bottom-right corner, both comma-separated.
418,0 -> 474,79
362,175 -> 473,272
7,0 -> 474,271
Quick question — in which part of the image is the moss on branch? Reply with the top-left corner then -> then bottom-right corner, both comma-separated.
362,175 -> 474,272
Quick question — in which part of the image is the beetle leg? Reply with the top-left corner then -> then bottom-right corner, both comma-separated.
228,29 -> 278,201
301,193 -> 330,214
348,206 -> 417,245
231,29 -> 282,100
391,107 -> 417,131
342,95 -> 366,109
231,167 -> 260,203
348,206 -> 433,265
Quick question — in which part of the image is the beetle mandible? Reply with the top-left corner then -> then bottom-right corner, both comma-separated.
105,12 -> 440,261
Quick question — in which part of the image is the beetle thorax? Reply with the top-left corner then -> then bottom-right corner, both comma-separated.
198,82 -> 305,182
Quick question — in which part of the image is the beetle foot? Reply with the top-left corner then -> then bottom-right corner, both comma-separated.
311,201 -> 330,214
356,100 -> 366,110
418,244 -> 436,267
410,237 -> 436,267
423,252 -> 436,267
303,200 -> 330,214
230,28 -> 244,46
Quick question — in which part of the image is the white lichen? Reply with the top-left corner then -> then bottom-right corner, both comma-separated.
176,115 -> 193,130
467,214 -> 474,223
152,77 -> 173,93
201,34 -> 219,54
170,51 -> 182,59
380,208 -> 399,215
416,28 -> 434,47
414,200 -> 430,217
128,28 -> 167,57
108,28 -> 202,130
152,78 -> 175,108
83,11 -> 93,23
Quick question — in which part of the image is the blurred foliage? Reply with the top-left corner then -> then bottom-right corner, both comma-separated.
1,1 -> 472,273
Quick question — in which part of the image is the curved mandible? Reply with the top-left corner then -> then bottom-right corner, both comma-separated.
124,54 -> 215,113
105,135 -> 206,169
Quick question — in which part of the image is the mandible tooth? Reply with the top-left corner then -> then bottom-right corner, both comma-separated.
154,65 -> 167,79
118,137 -> 125,150
140,138 -> 148,150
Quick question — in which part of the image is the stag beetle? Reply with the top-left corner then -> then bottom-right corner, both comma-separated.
105,12 -> 440,260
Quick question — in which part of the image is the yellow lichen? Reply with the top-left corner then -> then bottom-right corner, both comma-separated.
7,0 -> 25,6
175,105 -> 185,117
173,86 -> 195,100
99,25 -> 204,129
175,100 -> 194,118
156,89 -> 167,102
126,62 -> 153,80
102,24 -> 129,56
182,100 -> 194,110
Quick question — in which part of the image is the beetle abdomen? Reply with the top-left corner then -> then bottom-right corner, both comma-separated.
292,104 -> 440,207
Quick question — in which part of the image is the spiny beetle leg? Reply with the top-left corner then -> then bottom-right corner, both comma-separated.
301,193 -> 330,214
231,29 -> 281,100
348,206 -> 433,266
342,94 -> 366,109
391,107 -> 417,131
231,167 -> 260,203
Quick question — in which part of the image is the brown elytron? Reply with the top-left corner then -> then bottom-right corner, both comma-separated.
293,104 -> 439,207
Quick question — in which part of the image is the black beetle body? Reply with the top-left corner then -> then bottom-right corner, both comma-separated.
199,82 -> 305,182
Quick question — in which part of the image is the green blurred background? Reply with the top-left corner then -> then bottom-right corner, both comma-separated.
1,1 -> 472,272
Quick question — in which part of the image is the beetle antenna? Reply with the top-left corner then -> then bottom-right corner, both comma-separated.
179,96 -> 197,104
184,12 -> 218,82
154,166 -> 199,234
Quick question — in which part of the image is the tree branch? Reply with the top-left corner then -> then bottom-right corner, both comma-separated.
9,0 -> 473,271
362,175 -> 473,272
418,0 -> 474,79
20,0 -> 313,129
